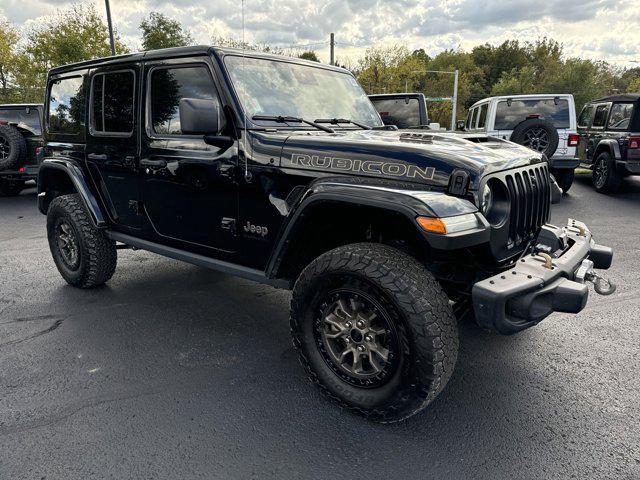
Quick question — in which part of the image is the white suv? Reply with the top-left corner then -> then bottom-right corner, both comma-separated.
465,94 -> 579,192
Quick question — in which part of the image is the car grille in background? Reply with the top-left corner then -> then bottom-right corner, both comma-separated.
504,164 -> 551,248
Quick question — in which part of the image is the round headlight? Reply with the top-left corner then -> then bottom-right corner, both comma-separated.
480,184 -> 493,214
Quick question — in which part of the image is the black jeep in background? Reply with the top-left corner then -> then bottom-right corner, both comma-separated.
369,93 -> 430,129
576,93 -> 640,193
0,104 -> 44,196
36,46 -> 614,422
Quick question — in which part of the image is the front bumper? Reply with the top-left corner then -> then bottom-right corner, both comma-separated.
548,155 -> 580,170
472,220 -> 613,334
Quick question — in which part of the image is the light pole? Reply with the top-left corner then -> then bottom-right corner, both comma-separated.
104,0 -> 116,56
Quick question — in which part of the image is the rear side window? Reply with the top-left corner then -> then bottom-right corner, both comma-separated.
494,98 -> 570,130
467,107 -> 477,129
578,105 -> 594,128
0,107 -> 41,135
150,65 -> 220,136
477,104 -> 487,129
371,97 -> 421,128
592,104 -> 610,128
91,71 -> 135,135
607,103 -> 634,130
48,76 -> 84,135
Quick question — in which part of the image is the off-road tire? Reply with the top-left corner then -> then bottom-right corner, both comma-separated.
510,118 -> 559,158
0,124 -> 27,171
592,151 -> 621,194
553,169 -> 575,193
290,243 -> 458,422
46,194 -> 117,288
0,179 -> 26,196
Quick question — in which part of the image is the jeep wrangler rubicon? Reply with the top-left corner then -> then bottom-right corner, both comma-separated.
576,94 -> 640,193
0,103 -> 44,196
38,46 -> 615,422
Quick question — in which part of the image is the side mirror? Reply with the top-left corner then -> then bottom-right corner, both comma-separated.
456,120 -> 466,131
179,98 -> 221,135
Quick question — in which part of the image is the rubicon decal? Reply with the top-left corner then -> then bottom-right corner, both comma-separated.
287,153 -> 436,180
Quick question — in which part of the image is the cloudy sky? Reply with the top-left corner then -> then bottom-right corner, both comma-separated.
1,0 -> 639,67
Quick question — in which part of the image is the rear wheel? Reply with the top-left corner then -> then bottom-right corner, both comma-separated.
290,243 -> 458,422
47,193 -> 117,288
510,119 -> 559,158
553,169 -> 575,193
592,151 -> 621,193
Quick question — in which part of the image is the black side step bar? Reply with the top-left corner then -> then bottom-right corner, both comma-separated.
106,231 -> 291,290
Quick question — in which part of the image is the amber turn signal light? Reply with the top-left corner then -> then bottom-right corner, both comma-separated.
416,216 -> 447,234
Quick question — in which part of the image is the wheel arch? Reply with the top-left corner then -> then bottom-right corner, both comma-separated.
265,181 -> 481,283
37,158 -> 107,227
593,139 -> 621,161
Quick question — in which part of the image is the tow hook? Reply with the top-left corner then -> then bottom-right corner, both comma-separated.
575,259 -> 617,296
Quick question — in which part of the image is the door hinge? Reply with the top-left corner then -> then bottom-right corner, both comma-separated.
221,217 -> 237,235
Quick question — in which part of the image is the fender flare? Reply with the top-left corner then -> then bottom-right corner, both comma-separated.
593,138 -> 621,161
37,158 -> 107,227
265,180 -> 488,278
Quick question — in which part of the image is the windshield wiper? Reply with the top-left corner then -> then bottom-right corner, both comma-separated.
314,118 -> 372,130
252,115 -> 335,133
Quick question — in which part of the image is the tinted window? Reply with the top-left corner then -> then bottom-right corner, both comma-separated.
92,71 -> 134,134
371,97 -> 420,128
49,76 -> 84,134
592,104 -> 610,128
0,107 -> 41,135
478,104 -> 488,129
494,99 -> 570,130
607,103 -> 634,130
150,66 -> 219,135
578,105 -> 594,128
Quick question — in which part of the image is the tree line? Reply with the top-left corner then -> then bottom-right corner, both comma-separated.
1,3 -> 638,126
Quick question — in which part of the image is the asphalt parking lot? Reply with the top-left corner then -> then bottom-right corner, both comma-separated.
1,174 -> 638,480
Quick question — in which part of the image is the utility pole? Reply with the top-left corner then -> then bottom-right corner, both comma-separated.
450,69 -> 459,131
105,0 -> 116,56
329,33 -> 335,66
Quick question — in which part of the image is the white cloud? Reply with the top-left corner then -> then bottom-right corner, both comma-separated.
1,0 -> 638,66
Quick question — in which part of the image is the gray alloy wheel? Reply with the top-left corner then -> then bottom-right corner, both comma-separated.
592,151 -> 621,194
521,127 -> 550,153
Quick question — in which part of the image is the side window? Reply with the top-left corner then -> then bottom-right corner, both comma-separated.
150,65 -> 222,136
477,104 -> 488,129
592,104 -> 610,128
91,71 -> 135,135
578,105 -> 594,128
467,108 -> 477,129
607,103 -> 634,130
48,76 -> 85,135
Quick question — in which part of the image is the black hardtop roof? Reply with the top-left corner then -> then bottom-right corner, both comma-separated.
0,103 -> 42,108
590,93 -> 640,104
48,45 -> 348,76
369,93 -> 426,99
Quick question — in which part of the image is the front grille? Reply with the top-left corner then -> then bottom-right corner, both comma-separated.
503,164 -> 551,247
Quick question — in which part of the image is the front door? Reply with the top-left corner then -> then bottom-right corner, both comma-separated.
140,59 -> 238,254
85,65 -> 141,230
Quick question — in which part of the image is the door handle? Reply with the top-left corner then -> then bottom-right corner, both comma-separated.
140,159 -> 167,168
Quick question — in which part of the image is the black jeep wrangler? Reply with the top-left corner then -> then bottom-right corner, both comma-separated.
38,46 -> 615,422
576,94 -> 640,193
0,103 -> 44,196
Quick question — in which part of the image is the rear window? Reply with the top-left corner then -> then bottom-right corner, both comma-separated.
48,76 -> 85,135
91,71 -> 135,135
607,103 -> 634,130
494,98 -> 570,130
592,104 -> 610,128
578,105 -> 594,128
370,97 -> 421,129
0,107 -> 41,135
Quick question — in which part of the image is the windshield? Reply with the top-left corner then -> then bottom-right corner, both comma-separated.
224,56 -> 383,127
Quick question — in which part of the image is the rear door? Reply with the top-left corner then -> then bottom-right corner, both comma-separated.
587,103 -> 611,163
577,104 -> 595,162
85,65 -> 141,230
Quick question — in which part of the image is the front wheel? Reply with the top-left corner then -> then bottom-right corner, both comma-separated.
592,152 -> 621,193
47,193 -> 117,288
290,243 -> 458,422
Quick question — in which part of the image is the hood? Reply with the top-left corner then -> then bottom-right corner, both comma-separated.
276,129 -> 544,190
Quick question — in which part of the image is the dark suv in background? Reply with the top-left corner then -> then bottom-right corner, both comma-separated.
576,94 -> 640,193
0,103 -> 44,196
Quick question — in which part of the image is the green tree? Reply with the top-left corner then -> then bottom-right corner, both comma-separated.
298,51 -> 319,62
0,19 -> 21,102
16,3 -> 128,102
140,12 -> 194,51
